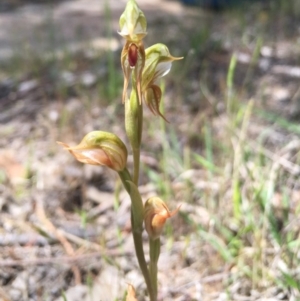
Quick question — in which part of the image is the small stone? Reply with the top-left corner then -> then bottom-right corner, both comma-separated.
80,72 -> 96,87
49,110 -> 59,122
9,288 -> 22,301
18,79 -> 38,94
60,71 -> 76,86
54,285 -> 88,301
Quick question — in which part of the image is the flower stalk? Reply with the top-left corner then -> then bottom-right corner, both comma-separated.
149,237 -> 160,298
118,169 -> 155,301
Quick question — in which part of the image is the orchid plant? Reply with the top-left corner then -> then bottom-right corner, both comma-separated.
58,1 -> 182,300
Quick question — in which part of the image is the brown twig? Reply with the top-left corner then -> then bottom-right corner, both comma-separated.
0,250 -> 131,267
35,198 -> 81,285
0,254 -> 100,267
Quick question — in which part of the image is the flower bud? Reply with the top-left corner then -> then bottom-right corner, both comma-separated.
119,0 -> 147,42
57,131 -> 127,172
144,197 -> 180,240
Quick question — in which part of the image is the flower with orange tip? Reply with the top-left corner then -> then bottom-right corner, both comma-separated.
144,197 -> 180,240
57,131 -> 127,172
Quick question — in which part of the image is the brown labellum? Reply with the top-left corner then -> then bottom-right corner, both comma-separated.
128,43 -> 139,68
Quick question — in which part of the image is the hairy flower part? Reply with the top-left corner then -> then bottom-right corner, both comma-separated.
57,131 -> 128,172
121,40 -> 145,103
142,44 -> 183,119
119,0 -> 147,43
144,197 -> 180,240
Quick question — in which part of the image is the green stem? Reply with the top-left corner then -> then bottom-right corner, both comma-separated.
134,88 -> 143,185
118,169 -> 155,301
149,238 -> 160,298
133,147 -> 141,185
125,77 -> 143,185
132,225 -> 156,301
118,168 -> 132,192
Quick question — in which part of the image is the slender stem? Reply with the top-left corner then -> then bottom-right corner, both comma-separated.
133,148 -> 140,185
149,238 -> 160,298
132,77 -> 143,186
125,84 -> 143,186
123,51 -> 152,299
118,169 -> 155,301
118,168 -> 132,192
132,222 -> 156,301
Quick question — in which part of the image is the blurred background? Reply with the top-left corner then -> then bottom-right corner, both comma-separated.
1,0 -> 300,300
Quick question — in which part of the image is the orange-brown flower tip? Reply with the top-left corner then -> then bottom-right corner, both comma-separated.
126,284 -> 138,301
57,131 -> 128,171
58,140 -> 111,166
144,197 -> 180,240
56,141 -> 69,149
